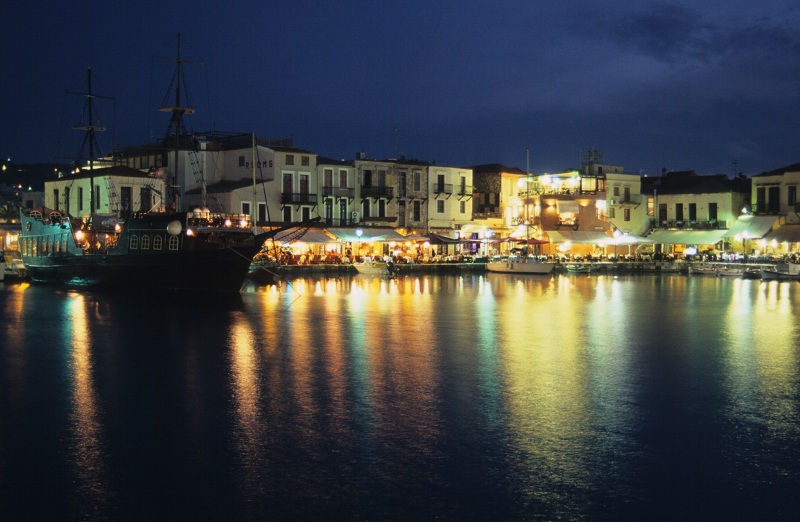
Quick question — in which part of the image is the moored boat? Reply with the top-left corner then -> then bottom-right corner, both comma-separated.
688,265 -> 718,275
353,257 -> 398,276
716,266 -> 744,277
487,257 -> 555,275
565,263 -> 592,273
761,264 -> 799,282
18,208 -> 301,291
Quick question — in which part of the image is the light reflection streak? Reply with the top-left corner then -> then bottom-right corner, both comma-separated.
67,293 -> 112,515
228,314 -> 267,500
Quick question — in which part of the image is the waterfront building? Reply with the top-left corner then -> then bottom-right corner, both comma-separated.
318,157 -> 357,227
752,163 -> 800,254
469,163 -> 526,248
426,165 -> 473,237
46,165 -> 166,217
642,170 -> 752,255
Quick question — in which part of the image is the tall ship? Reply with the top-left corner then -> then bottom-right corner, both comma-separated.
19,35 -> 292,291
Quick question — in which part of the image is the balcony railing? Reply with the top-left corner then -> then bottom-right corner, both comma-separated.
432,183 -> 453,195
322,186 -> 354,198
281,192 -> 318,205
360,185 -> 394,198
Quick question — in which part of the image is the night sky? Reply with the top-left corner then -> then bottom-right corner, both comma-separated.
2,0 -> 799,176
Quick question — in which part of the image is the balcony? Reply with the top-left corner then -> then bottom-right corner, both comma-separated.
360,185 -> 394,198
432,183 -> 453,195
322,186 -> 354,198
281,192 -> 318,205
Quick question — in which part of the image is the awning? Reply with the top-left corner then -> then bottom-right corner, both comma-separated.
273,228 -> 336,244
724,215 -> 779,239
646,229 -> 727,245
326,227 -> 407,242
427,233 -> 463,245
765,224 -> 800,243
545,230 -> 611,244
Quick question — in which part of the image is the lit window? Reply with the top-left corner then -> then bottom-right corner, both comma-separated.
169,236 -> 179,251
141,235 -> 150,250
154,235 -> 163,250
130,235 -> 139,250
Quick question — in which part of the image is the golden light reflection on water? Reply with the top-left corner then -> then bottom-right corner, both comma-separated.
228,313 -> 267,497
239,274 -> 800,512
66,293 -> 111,512
723,280 -> 800,443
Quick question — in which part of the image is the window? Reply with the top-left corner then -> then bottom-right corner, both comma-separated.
613,186 -> 620,196
324,169 -> 333,189
258,203 -> 267,223
241,202 -> 251,216
708,203 -> 718,221
413,201 -> 421,221
624,208 -> 631,221
301,156 -> 310,166
283,173 -> 293,194
437,200 -> 445,214
378,199 -> 385,217
53,189 -> 59,211
130,235 -> 139,250
169,235 -> 179,251
675,203 -> 684,222
286,154 -> 294,165
362,200 -> 371,219
789,186 -> 797,207
154,235 -> 163,250
460,201 -> 466,214
688,203 -> 697,222
239,156 -> 245,167
413,171 -> 421,191
121,187 -> 131,212
141,235 -> 150,250
339,170 -> 348,187
79,187 -> 84,211
283,206 -> 292,222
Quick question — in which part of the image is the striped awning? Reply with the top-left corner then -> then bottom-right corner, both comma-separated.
646,229 -> 727,245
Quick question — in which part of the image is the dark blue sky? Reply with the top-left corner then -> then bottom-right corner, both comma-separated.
2,0 -> 799,176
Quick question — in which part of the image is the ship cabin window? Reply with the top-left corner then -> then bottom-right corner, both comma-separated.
169,235 -> 180,251
141,235 -> 150,250
130,235 -> 139,250
154,235 -> 163,250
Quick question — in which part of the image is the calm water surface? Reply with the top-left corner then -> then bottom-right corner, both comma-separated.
1,274 -> 799,520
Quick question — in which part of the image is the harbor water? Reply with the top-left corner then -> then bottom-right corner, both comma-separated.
1,273 -> 799,520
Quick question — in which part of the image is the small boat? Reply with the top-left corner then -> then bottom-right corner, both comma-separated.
716,267 -> 744,277
353,257 -> 398,276
487,257 -> 555,275
565,263 -> 592,273
761,265 -> 799,281
688,265 -> 718,275
742,267 -> 762,280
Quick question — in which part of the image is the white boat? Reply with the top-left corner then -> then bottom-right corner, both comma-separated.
487,258 -> 555,275
688,265 -> 717,275
353,257 -> 398,276
565,263 -> 592,273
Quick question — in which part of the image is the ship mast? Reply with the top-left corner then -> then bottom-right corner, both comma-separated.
158,32 -> 197,211
70,67 -> 111,214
